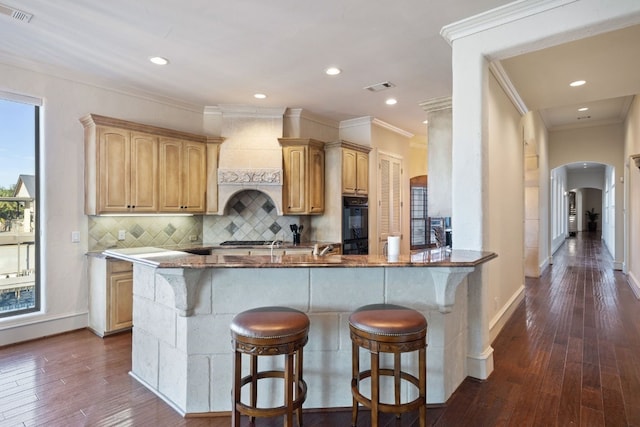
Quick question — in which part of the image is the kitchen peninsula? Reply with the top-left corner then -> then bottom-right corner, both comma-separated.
105,247 -> 496,416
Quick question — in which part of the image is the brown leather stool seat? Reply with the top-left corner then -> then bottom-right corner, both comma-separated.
349,303 -> 427,427
230,306 -> 310,427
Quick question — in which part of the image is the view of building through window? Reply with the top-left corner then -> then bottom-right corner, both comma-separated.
0,97 -> 38,317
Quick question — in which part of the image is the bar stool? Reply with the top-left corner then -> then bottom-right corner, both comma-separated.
230,306 -> 309,427
349,303 -> 427,427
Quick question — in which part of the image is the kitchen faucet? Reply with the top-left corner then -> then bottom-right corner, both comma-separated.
270,233 -> 283,257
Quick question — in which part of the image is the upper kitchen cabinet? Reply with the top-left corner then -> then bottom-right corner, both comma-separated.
159,138 -> 206,213
89,125 -> 158,214
279,138 -> 325,215
342,145 -> 370,196
81,114 -> 220,215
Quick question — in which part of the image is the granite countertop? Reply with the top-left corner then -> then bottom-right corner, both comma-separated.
87,241 -> 337,257
102,246 -> 497,269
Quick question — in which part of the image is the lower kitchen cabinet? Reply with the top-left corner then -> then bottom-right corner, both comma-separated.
88,256 -> 133,337
107,260 -> 133,331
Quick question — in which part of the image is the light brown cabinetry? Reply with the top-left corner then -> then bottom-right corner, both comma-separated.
279,138 -> 325,215
95,126 -> 158,213
342,147 -> 369,196
81,114 -> 223,215
107,260 -> 133,332
159,138 -> 206,213
88,256 -> 132,337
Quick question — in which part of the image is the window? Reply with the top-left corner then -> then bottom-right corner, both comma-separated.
0,95 -> 40,317
410,175 -> 428,249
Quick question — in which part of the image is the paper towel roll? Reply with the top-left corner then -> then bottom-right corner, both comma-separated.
387,235 -> 400,260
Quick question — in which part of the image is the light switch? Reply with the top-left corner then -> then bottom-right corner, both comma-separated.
71,231 -> 80,243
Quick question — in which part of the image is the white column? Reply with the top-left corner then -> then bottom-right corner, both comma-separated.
451,43 -> 493,379
420,97 -> 452,218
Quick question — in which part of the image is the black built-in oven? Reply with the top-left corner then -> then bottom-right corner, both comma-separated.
342,196 -> 368,254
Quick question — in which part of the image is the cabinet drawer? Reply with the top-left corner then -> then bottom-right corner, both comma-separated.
108,259 -> 133,273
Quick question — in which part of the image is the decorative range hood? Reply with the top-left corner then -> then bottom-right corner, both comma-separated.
205,105 -> 287,215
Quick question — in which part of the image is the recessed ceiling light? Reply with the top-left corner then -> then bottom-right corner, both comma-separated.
385,98 -> 397,105
578,107 -> 589,112
569,80 -> 586,87
254,93 -> 267,99
325,67 -> 341,76
149,56 -> 169,65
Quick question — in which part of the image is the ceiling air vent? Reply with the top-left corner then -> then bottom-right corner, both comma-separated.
577,115 -> 591,120
0,3 -> 33,23
364,81 -> 396,92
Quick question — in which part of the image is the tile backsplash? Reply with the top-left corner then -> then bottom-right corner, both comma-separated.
88,190 -> 308,250
88,215 -> 203,251
203,190 -> 309,244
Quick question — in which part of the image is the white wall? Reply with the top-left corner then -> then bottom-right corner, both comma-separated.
522,110 -> 550,277
486,73 -> 525,341
0,63 -> 206,345
624,94 -> 640,293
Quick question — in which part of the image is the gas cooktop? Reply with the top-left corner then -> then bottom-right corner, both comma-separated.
219,240 -> 273,246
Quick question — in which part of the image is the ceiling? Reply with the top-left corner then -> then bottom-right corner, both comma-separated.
499,23 -> 640,131
0,1 -> 638,138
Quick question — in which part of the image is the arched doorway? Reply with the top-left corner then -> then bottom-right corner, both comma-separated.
550,161 -> 617,263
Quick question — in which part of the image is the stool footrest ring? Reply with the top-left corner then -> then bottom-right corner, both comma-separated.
236,370 -> 308,418
351,369 -> 425,414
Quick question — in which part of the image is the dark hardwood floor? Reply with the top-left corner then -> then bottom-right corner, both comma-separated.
1,233 -> 639,426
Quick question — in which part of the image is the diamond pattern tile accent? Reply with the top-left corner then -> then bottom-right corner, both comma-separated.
131,224 -> 144,239
262,200 -> 275,213
232,200 -> 246,214
225,221 -> 239,235
269,222 -> 282,234
164,223 -> 176,236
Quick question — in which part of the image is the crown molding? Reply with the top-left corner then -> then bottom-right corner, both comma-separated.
371,118 -> 414,138
419,96 -> 452,113
488,61 -> 528,115
203,105 -> 287,118
285,108 -> 339,128
440,0 -> 577,45
338,116 -> 413,138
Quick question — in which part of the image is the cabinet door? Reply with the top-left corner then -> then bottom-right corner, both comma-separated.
159,138 -> 183,212
355,152 -> 369,195
107,261 -> 133,332
182,141 -> 206,213
342,149 -> 357,194
98,126 -> 130,212
283,146 -> 306,214
130,132 -> 159,212
308,145 -> 324,213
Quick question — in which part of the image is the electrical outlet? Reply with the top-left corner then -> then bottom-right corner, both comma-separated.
71,231 -> 80,243
189,235 -> 198,242
118,230 -> 126,240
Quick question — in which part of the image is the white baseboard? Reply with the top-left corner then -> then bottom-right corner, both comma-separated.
467,346 -> 494,380
539,257 -> 550,273
628,272 -> 640,300
0,312 -> 88,347
489,285 -> 525,343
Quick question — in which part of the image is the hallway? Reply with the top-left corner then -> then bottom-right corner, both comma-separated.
444,232 -> 640,426
0,233 -> 639,426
